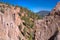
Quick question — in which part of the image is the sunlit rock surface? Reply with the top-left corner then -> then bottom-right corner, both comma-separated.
0,3 -> 22,40
34,2 -> 60,40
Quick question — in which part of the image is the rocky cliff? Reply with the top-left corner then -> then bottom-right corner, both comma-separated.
0,3 -> 20,40
1,1 -> 60,40
34,1 -> 60,40
0,2 -> 41,40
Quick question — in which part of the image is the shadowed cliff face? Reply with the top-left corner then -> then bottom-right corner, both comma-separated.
34,2 -> 60,40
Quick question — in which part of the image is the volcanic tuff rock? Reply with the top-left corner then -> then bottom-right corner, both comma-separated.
0,3 -> 30,40
1,1 -> 60,40
34,1 -> 60,40
0,3 -> 20,40
0,2 -> 41,40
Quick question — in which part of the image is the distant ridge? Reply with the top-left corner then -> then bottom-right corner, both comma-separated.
37,11 -> 50,17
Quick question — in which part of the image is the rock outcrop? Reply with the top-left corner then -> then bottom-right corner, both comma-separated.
1,1 -> 60,40
0,3 -> 20,40
0,3 -> 41,40
34,1 -> 60,40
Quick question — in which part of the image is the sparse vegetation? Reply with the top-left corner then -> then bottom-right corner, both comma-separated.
20,7 -> 24,13
0,7 -> 4,13
20,7 -> 41,28
23,27 -> 27,36
18,7 -> 42,40
0,2 -> 42,40
29,32 -> 34,40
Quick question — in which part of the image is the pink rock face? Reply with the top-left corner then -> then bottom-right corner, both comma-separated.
11,7 -> 21,26
34,2 -> 60,40
35,17 -> 58,40
55,1 -> 60,11
50,2 -> 60,16
0,4 -> 20,40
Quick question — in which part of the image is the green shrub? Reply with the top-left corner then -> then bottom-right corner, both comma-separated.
20,7 -> 24,13
29,32 -> 34,40
30,23 -> 34,28
0,8 -> 4,13
23,27 -> 27,36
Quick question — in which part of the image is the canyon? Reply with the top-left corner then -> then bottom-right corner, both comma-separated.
0,1 -> 60,40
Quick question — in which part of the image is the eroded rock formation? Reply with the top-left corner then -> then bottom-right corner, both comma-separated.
0,4 -> 20,40
34,1 -> 60,40
1,1 -> 60,40
0,3 -> 31,40
0,3 -> 38,40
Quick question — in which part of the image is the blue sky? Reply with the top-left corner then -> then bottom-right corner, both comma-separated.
0,0 -> 60,12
